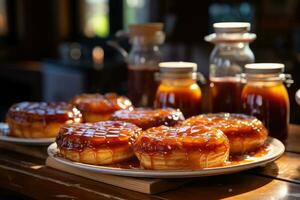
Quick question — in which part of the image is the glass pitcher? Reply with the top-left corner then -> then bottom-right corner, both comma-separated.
127,23 -> 165,107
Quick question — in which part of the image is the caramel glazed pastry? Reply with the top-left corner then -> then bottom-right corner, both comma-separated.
112,108 -> 185,130
71,93 -> 133,122
56,121 -> 142,165
131,125 -> 229,170
6,102 -> 82,138
183,113 -> 268,154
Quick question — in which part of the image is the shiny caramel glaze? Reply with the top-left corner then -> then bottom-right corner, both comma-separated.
108,145 -> 269,169
71,93 -> 133,114
183,113 -> 267,139
131,125 -> 229,155
61,144 -> 268,170
226,144 -> 269,166
56,121 -> 142,152
6,102 -> 82,123
112,108 -> 185,130
183,113 -> 268,154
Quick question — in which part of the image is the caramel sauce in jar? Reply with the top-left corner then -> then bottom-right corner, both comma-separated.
154,79 -> 201,118
127,23 -> 165,107
242,81 -> 289,141
206,23 -> 256,113
209,77 -> 242,113
154,62 -> 203,118
241,63 -> 292,142
128,65 -> 159,107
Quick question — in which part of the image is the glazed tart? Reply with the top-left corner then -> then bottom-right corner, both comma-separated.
71,93 -> 133,122
56,121 -> 141,165
112,108 -> 184,130
183,113 -> 268,154
131,125 -> 229,170
6,102 -> 82,138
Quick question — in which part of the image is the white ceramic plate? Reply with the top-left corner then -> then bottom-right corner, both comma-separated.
47,137 -> 284,178
0,123 -> 55,146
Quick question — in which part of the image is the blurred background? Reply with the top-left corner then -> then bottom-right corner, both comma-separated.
0,0 -> 300,123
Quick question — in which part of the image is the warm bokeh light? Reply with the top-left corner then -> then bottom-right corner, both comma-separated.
0,0 -> 8,36
81,0 -> 110,38
92,46 -> 104,64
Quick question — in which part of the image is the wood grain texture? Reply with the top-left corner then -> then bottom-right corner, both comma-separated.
2,149 -> 300,199
250,152 -> 300,184
159,173 -> 300,200
46,156 -> 188,194
286,125 -> 300,153
0,141 -> 48,159
0,150 -> 161,200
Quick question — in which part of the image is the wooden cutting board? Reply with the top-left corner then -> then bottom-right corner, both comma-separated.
0,141 -> 48,159
46,156 -> 189,194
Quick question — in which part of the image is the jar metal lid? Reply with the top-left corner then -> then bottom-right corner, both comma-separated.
245,63 -> 284,74
213,22 -> 250,33
205,22 -> 256,43
159,62 -> 197,73
204,33 -> 256,43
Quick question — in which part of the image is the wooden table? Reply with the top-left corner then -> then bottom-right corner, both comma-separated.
0,125 -> 300,199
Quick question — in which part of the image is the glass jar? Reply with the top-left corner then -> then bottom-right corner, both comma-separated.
127,23 -> 165,107
154,62 -> 203,118
241,63 -> 293,141
205,22 -> 256,113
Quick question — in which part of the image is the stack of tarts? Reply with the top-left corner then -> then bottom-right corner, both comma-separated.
55,109 -> 269,170
5,93 -> 133,139
5,93 -> 268,170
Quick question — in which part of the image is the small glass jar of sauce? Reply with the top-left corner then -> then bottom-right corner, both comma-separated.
128,23 -> 165,107
154,62 -> 203,118
241,63 -> 293,141
205,22 -> 256,113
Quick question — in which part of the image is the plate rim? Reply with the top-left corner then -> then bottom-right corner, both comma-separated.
0,135 -> 55,143
0,123 -> 55,144
47,137 -> 285,178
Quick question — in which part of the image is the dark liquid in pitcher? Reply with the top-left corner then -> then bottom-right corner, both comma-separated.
209,77 -> 242,113
128,66 -> 158,107
241,83 -> 289,141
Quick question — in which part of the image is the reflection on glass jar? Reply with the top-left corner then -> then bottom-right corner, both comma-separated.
241,63 -> 293,142
154,62 -> 202,118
